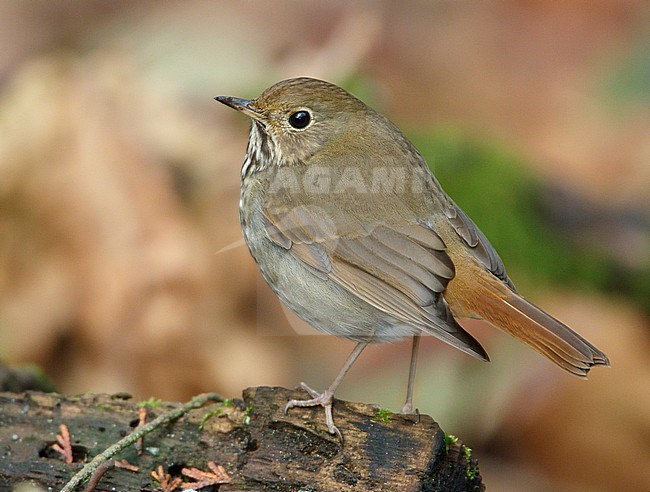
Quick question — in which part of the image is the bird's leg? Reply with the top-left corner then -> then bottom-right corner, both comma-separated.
401,335 -> 421,414
285,341 -> 369,437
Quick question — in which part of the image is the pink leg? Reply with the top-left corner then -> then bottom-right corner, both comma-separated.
401,335 -> 420,414
285,341 -> 368,437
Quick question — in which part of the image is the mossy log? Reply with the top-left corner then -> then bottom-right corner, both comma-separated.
0,386 -> 484,491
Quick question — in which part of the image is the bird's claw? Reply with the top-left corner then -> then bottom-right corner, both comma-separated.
400,402 -> 420,423
284,382 -> 342,438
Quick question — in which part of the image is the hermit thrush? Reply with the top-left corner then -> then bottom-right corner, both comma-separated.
216,77 -> 609,436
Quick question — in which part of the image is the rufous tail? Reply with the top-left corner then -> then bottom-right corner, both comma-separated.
445,263 -> 610,377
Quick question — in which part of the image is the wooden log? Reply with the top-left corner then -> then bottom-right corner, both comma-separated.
0,386 -> 484,491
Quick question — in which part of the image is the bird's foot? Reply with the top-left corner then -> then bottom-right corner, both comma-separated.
400,401 -> 414,414
400,401 -> 420,422
285,382 -> 341,438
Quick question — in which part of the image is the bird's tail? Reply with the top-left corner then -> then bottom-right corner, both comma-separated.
446,264 -> 610,377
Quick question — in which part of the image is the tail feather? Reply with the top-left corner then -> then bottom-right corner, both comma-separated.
446,267 -> 610,377
505,294 -> 610,370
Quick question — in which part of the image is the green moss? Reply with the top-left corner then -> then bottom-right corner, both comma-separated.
199,408 -> 222,430
137,397 -> 163,409
371,408 -> 392,424
462,445 -> 479,480
443,432 -> 458,453
462,445 -> 471,461
242,405 -> 253,425
466,466 -> 479,480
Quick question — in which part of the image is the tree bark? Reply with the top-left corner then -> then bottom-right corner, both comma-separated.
0,386 -> 484,491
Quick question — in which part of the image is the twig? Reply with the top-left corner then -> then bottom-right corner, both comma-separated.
59,393 -> 223,492
81,459 -> 139,492
82,460 -> 114,492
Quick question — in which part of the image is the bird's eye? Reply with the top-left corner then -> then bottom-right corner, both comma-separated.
288,110 -> 311,129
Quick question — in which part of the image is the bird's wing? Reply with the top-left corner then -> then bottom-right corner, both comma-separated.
261,205 -> 488,360
441,194 -> 515,289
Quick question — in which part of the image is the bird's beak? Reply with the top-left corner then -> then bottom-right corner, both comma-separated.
215,96 -> 263,121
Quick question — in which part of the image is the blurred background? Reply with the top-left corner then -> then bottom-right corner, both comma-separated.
0,1 -> 648,490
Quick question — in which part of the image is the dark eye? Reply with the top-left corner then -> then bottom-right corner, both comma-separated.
288,110 -> 311,129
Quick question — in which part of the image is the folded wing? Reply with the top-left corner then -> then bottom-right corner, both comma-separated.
262,206 -> 489,360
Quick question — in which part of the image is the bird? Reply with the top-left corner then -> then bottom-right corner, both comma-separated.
215,77 -> 610,436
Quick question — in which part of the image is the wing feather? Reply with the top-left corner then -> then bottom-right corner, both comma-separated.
261,208 -> 488,360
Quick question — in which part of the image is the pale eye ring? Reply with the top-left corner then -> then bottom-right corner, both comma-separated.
288,110 -> 311,129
